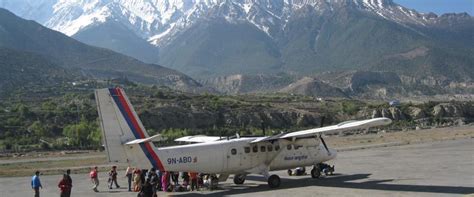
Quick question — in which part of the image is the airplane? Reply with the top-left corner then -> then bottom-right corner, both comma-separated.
95,87 -> 392,188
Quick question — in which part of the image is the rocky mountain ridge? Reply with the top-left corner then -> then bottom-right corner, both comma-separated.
2,0 -> 468,45
0,1 -> 472,98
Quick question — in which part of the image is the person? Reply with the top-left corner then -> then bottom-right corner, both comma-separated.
125,165 -> 133,192
133,169 -> 142,192
58,174 -> 72,197
156,169 -> 163,191
161,171 -> 170,192
139,178 -> 154,197
189,172 -> 198,191
171,171 -> 179,188
63,169 -> 72,197
198,173 -> 206,188
147,168 -> 159,197
89,166 -> 99,192
295,167 -> 306,176
140,169 -> 148,186
108,166 -> 120,189
181,171 -> 189,187
31,171 -> 42,197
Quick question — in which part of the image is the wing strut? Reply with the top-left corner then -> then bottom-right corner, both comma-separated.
319,135 -> 330,153
318,116 -> 330,153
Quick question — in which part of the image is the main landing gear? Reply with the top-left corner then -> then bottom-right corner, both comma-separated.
267,174 -> 281,188
311,167 -> 321,178
311,163 -> 335,178
233,174 -> 246,185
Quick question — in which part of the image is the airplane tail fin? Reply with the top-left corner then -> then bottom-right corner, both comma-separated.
95,87 -> 165,170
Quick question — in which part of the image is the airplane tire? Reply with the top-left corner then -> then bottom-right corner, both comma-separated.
311,168 -> 321,179
267,175 -> 281,188
233,174 -> 246,185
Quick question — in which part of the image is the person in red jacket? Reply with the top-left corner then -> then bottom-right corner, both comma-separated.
89,166 -> 99,192
58,174 -> 72,197
189,172 -> 198,191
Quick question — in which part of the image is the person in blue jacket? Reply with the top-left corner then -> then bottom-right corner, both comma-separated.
31,171 -> 43,197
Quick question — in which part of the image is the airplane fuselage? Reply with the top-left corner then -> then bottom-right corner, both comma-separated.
139,137 -> 336,174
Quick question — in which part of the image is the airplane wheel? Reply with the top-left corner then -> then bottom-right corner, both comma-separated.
267,175 -> 281,188
233,174 -> 246,185
311,168 -> 321,179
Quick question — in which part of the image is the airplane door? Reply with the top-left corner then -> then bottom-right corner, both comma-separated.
226,146 -> 242,171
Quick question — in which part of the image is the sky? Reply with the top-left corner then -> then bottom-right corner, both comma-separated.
394,0 -> 474,15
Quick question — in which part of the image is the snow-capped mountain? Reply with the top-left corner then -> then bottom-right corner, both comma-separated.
1,0 -> 472,81
0,0 -> 454,47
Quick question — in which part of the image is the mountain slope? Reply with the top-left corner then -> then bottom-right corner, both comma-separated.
0,47 -> 75,95
159,19 -> 282,77
279,77 -> 348,98
0,8 -> 203,92
73,20 -> 160,64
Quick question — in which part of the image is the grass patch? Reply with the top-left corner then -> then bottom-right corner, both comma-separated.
0,156 -> 106,177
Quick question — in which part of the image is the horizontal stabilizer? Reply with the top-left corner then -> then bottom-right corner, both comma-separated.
125,134 -> 165,145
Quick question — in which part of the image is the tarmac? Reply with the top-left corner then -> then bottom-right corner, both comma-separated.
0,138 -> 473,197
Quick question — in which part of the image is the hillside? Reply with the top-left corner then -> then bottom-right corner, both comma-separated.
1,83 -> 472,152
0,48 -> 75,96
0,8 -> 203,92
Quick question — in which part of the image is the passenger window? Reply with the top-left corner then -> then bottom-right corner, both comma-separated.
244,147 -> 250,153
295,145 -> 302,150
231,148 -> 237,155
252,145 -> 258,153
260,146 -> 266,152
287,145 -> 292,150
267,145 -> 273,152
275,145 -> 280,151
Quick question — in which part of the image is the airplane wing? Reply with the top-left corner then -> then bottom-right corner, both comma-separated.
251,117 -> 392,143
174,135 -> 222,143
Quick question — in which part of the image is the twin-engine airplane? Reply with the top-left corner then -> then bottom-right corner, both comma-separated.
95,87 -> 392,188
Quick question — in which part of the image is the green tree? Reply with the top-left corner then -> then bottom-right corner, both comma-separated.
28,121 -> 50,137
63,120 -> 101,148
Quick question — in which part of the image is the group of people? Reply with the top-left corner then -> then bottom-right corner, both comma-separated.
31,165 -> 211,197
89,165 -> 121,192
31,169 -> 72,197
127,166 -> 203,197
